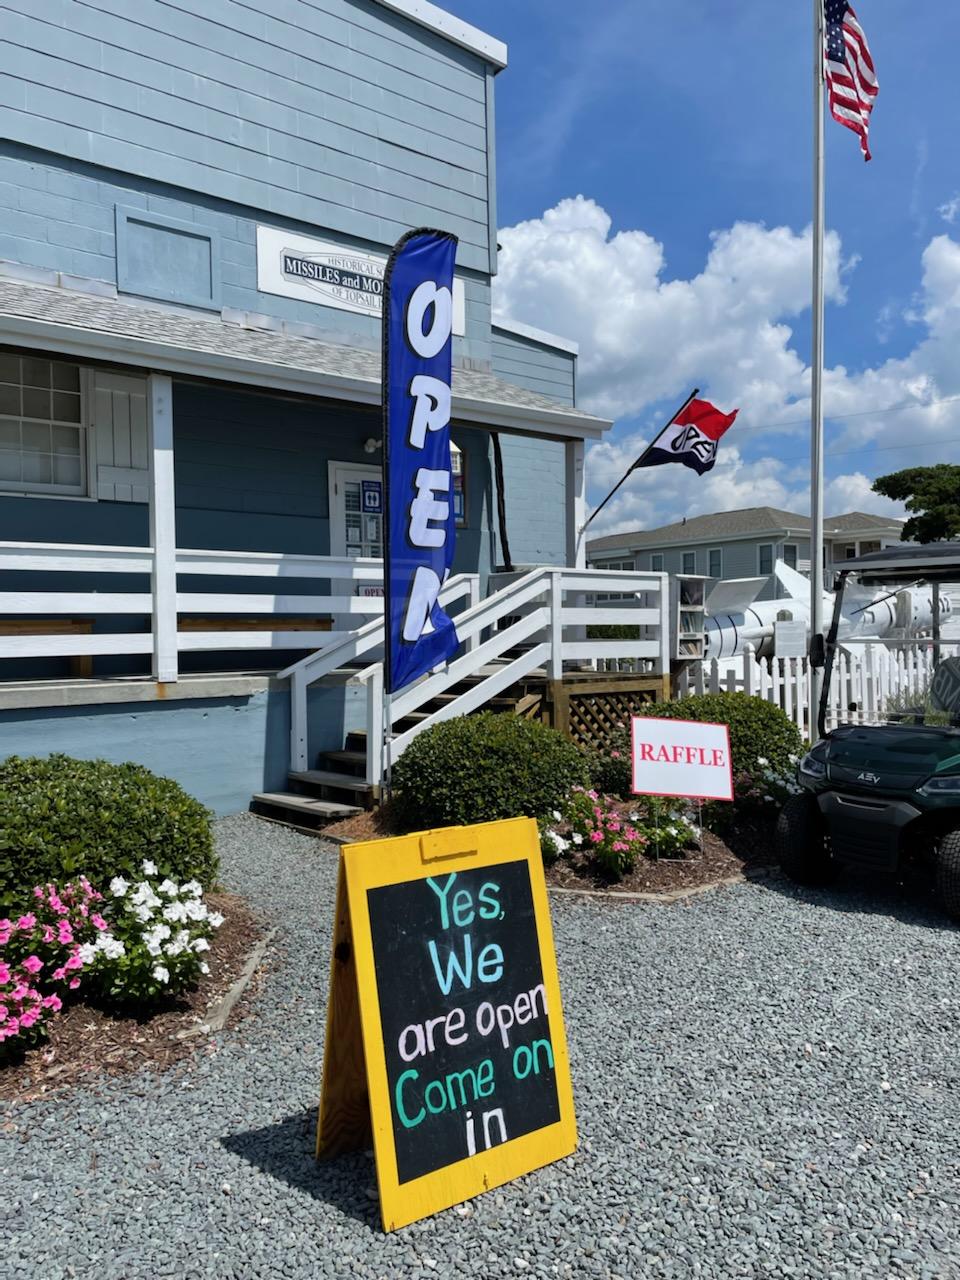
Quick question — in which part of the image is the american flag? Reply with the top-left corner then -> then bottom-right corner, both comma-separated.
824,1 -> 879,161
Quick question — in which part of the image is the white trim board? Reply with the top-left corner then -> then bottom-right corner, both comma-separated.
373,0 -> 507,69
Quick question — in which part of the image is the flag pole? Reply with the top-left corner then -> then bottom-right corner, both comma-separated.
809,0 -> 827,732
579,387 -> 699,536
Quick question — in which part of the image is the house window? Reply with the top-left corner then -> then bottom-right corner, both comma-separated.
591,557 -> 635,603
682,551 -> 696,575
860,540 -> 880,555
708,547 -> 722,578
650,553 -> 664,572
0,355 -> 86,496
451,441 -> 466,526
758,543 -> 774,575
844,544 -> 858,560
783,543 -> 798,569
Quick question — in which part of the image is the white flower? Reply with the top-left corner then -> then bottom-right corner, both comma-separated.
95,934 -> 125,961
157,879 -> 179,897
756,757 -> 769,767
132,904 -> 152,925
184,899 -> 209,922
142,860 -> 158,876
180,880 -> 203,898
163,901 -> 188,924
192,937 -> 210,953
551,810 -> 562,822
146,941 -> 163,957
207,911 -> 225,929
78,942 -> 98,965
165,929 -> 191,958
109,876 -> 129,897
152,964 -> 170,984
199,962 -> 210,975
572,833 -> 584,846
130,882 -> 161,912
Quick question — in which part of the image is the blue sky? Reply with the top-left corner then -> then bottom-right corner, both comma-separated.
448,1 -> 960,533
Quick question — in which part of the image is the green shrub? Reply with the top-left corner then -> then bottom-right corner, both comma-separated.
391,712 -> 589,831
587,692 -> 804,807
0,755 -> 216,913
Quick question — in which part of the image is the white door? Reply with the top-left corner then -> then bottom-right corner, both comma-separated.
328,461 -> 384,559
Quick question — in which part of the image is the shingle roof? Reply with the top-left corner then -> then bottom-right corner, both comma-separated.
587,505 -> 903,553
0,275 -> 611,439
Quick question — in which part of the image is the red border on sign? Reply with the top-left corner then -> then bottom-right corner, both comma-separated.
630,716 -> 734,802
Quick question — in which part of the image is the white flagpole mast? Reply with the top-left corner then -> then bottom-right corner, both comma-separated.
810,0 -> 827,732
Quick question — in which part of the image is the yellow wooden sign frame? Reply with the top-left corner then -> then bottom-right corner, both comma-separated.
316,816 -> 577,1231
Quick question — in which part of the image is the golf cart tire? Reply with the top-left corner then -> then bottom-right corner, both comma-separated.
776,793 -> 834,886
936,829 -> 960,922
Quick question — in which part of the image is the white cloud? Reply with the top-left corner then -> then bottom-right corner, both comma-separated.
493,198 -> 960,533
939,195 -> 960,224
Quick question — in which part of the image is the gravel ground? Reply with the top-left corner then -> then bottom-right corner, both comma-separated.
4,812 -> 959,1280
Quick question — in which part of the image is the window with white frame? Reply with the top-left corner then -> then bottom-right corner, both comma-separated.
758,543 -> 774,575
682,550 -> 696,575
0,355 -> 86,496
708,547 -> 722,578
591,556 -> 636,603
650,553 -> 664,572
783,543 -> 798,569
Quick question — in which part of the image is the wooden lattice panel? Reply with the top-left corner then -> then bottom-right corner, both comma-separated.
566,688 -> 664,750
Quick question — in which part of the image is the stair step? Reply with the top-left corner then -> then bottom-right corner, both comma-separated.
289,769 -> 373,793
251,791 -> 361,819
319,749 -> 367,770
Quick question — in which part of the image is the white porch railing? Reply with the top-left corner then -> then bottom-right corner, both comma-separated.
0,540 -> 388,677
677,642 -> 960,740
281,568 -> 670,785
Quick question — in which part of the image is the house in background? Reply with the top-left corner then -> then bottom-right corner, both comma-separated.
0,0 -> 658,815
587,507 -> 904,601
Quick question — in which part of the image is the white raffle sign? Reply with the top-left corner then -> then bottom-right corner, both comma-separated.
631,717 -> 734,802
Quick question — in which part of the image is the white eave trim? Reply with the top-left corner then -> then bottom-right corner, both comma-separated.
373,0 -> 507,69
0,312 -> 609,442
493,318 -> 579,356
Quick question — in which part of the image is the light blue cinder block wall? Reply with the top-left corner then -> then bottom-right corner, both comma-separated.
0,681 -> 367,816
0,143 -> 493,364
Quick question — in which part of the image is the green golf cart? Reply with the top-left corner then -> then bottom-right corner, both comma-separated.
776,543 -> 960,921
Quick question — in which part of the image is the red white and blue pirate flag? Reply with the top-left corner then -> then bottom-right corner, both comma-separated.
636,397 -> 738,477
824,1 -> 879,162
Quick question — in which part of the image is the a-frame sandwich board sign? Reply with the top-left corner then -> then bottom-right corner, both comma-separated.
316,816 -> 577,1231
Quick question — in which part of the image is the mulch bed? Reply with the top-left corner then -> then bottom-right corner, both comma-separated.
546,818 -> 776,896
321,804 -> 777,897
0,891 -> 265,1104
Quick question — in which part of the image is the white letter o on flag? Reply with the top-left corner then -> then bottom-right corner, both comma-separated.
406,281 -> 453,359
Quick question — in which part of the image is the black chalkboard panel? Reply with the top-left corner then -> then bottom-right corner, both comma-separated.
367,859 -> 561,1185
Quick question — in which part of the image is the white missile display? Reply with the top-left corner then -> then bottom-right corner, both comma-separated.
703,560 -> 951,660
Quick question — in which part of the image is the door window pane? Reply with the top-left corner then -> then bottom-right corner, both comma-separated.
784,544 -> 798,569
708,548 -> 722,577
759,544 -> 774,575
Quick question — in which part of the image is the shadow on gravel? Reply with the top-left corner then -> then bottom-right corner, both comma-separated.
221,1108 -> 380,1230
756,865 -> 958,932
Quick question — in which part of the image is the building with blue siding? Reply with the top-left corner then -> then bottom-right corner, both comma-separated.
0,0 -> 615,814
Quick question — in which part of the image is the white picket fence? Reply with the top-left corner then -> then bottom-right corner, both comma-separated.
677,642 -> 960,740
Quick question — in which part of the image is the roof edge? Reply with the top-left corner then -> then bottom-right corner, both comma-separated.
373,0 -> 508,69
492,318 -> 579,356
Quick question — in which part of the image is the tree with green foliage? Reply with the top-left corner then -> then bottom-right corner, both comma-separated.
872,464 -> 960,543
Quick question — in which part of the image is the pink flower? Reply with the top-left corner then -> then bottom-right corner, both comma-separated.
15,913 -> 36,931
52,966 -> 67,982
18,1007 -> 39,1029
0,962 -> 10,985
11,983 -> 29,1001
612,841 -> 628,852
611,750 -> 621,760
68,978 -> 80,990
64,954 -> 84,972
41,994 -> 62,1012
57,922 -> 74,945
0,1017 -> 19,1038
33,886 -> 44,899
0,1004 -> 7,1022
21,955 -> 43,975
589,831 -> 604,845
607,821 -> 621,833
91,914 -> 107,931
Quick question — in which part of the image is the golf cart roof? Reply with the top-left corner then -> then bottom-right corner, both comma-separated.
838,542 -> 960,585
